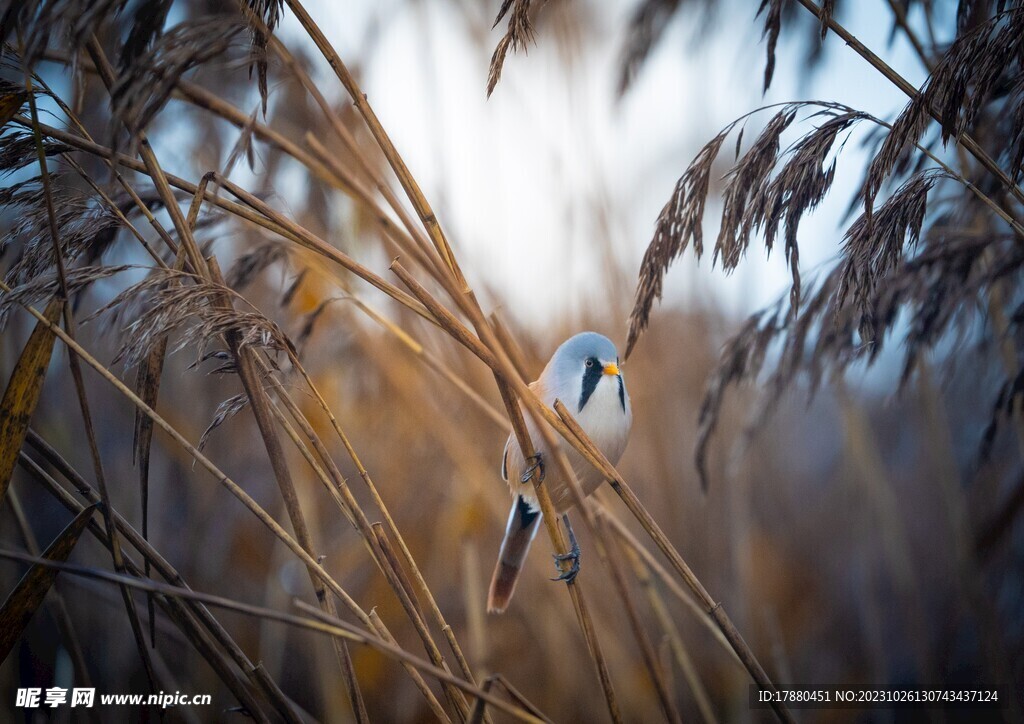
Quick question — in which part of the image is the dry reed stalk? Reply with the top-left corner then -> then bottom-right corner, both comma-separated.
241,352 -> 465,717
3,283 -> 369,634
257,25 -> 445,280
20,435 -> 301,722
482,674 -> 551,723
253,359 -> 469,720
0,546 -> 545,724
8,115 -> 301,244
593,515 -> 682,724
619,537 -> 717,724
399,242 -> 629,719
368,523 -> 473,721
281,0 -> 464,282
26,66 -> 177,268
298,366 -> 490,717
367,610 -> 453,723
131,174 -> 208,647
10,108 -> 436,322
388,259 -> 788,718
499,340 -> 678,723
10,286 -> 476,720
22,60 -> 160,695
351,295 -> 508,429
499,390 -> 623,724
305,133 -> 440,275
165,66 -> 439,275
594,506 -> 741,666
85,40 -> 209,277
262,369 -> 472,717
554,401 -> 792,723
488,311 -> 534,382
206,172 -> 434,320
389,261 -> 624,721
6,485 -> 96,706
59,155 -> 166,268
298,266 -> 735,715
884,0 -> 931,71
171,77 -> 351,188
205,257 -> 369,722
14,452 -> 278,723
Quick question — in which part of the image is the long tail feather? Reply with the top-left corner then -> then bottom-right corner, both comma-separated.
487,496 -> 541,613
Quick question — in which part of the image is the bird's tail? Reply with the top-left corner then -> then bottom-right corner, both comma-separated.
487,495 -> 542,613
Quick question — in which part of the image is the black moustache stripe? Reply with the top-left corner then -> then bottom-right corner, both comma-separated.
579,358 -> 602,412
617,374 -> 625,412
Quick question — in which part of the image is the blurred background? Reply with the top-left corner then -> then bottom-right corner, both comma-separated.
1,0 -> 1022,722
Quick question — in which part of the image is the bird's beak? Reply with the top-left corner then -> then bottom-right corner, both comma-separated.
603,363 -> 620,376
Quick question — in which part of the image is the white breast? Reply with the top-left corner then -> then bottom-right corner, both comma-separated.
559,375 -> 631,499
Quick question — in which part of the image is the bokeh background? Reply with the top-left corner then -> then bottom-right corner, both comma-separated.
1,0 -> 1022,722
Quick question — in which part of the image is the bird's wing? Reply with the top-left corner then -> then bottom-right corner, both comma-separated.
499,379 -> 545,485
500,435 -> 511,482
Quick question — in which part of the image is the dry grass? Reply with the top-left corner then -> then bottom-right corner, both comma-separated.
0,0 -> 1022,722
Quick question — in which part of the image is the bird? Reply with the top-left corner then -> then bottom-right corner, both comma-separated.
487,331 -> 632,613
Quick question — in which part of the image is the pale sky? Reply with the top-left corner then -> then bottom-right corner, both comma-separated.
269,0 -> 928,333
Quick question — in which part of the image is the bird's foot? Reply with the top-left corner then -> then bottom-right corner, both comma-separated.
551,514 -> 581,583
520,453 -> 545,484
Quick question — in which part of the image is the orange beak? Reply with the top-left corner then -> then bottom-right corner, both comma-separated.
603,363 -> 620,376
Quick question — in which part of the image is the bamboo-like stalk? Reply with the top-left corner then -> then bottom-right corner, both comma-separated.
369,522 -> 472,721
485,338 -> 677,722
205,258 -> 369,723
20,435 -> 301,722
6,282 -> 497,721
618,529 -> 717,724
41,45 -> 450,289
554,402 -> 792,724
595,507 -> 742,666
8,115 -> 436,323
278,258 -> 742,710
6,484 -> 97,716
594,514 -> 682,724
255,359 -> 470,721
387,260 -> 788,718
390,262 -> 624,722
262,341 -> 492,716
282,0 -> 464,282
0,548 -> 546,724
3,283 -> 360,629
22,60 -> 160,695
351,296 -> 508,429
265,31 -> 436,257
15,452 -> 279,723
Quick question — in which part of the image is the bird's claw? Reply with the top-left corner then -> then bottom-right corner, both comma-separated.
550,514 -> 581,583
520,453 -> 545,484
550,549 -> 580,583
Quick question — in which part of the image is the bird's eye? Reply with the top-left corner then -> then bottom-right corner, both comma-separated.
585,359 -> 594,368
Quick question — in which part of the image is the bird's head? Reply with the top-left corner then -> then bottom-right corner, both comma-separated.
546,332 -> 625,412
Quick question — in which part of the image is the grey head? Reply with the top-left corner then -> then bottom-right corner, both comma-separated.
544,332 -> 625,413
